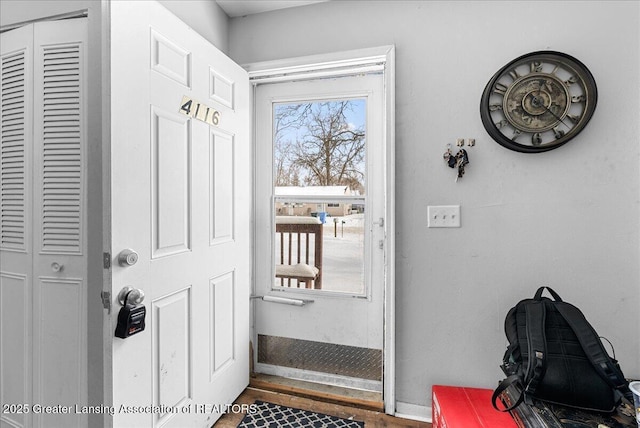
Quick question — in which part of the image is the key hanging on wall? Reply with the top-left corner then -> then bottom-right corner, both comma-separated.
444,139 -> 474,182
455,149 -> 469,182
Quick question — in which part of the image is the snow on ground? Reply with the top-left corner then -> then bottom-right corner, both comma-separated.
320,214 -> 365,293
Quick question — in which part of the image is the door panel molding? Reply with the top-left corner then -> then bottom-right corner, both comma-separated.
151,286 -> 192,427
150,106 -> 192,259
209,67 -> 234,110
0,272 -> 30,428
33,276 -> 86,428
209,130 -> 235,246
210,270 -> 236,377
150,29 -> 191,89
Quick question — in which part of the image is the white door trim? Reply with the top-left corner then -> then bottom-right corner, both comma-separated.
0,9 -> 88,33
101,2 -> 113,427
246,45 -> 396,415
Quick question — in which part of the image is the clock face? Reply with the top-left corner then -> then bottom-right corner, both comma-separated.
480,51 -> 597,153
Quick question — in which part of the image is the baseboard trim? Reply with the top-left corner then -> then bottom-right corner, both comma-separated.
395,401 -> 432,423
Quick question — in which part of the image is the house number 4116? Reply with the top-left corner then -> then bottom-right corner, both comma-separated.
179,95 -> 220,126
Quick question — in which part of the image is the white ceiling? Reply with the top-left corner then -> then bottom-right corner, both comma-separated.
216,0 -> 328,18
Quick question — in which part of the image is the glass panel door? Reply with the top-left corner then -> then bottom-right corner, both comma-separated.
254,73 -> 385,392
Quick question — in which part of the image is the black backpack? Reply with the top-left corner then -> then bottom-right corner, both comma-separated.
491,286 -> 630,413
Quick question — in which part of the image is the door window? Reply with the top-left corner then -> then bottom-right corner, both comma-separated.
273,99 -> 366,295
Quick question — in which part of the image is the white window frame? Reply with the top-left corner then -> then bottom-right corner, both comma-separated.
247,45 -> 396,413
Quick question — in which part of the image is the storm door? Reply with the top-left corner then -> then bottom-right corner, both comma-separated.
253,70 -> 387,394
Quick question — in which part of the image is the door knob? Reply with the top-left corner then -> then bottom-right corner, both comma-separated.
117,286 -> 145,306
117,249 -> 139,266
51,262 -> 64,272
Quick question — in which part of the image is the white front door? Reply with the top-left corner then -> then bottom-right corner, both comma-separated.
253,72 -> 387,392
110,2 -> 250,427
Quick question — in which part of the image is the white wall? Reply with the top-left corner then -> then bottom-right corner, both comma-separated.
1,0 -> 229,52
158,0 -> 229,51
229,0 -> 640,409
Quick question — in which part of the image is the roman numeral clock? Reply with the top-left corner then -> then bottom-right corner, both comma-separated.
480,51 -> 597,153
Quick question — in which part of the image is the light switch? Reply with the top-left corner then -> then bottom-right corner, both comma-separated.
427,205 -> 461,228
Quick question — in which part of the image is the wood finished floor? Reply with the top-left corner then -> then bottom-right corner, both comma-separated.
213,387 -> 432,427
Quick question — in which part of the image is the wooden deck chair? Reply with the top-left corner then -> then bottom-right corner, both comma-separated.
275,216 -> 323,289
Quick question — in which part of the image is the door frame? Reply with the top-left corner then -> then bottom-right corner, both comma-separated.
100,1 -> 114,427
246,45 -> 396,414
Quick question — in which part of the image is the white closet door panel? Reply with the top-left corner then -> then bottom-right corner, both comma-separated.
1,17 -> 88,428
32,19 -> 88,428
0,23 -> 33,428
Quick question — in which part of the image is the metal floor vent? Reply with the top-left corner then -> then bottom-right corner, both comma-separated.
257,335 -> 382,381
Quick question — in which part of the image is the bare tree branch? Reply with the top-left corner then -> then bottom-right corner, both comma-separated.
274,100 -> 365,192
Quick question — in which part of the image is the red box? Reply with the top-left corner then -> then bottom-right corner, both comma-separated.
432,385 -> 517,428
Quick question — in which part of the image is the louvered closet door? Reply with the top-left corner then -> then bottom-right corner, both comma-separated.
0,18 -> 88,428
0,23 -> 34,428
31,19 -> 88,428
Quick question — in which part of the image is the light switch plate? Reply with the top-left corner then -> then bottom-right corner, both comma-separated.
427,205 -> 461,228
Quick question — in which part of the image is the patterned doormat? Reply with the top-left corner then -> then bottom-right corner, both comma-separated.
237,400 -> 364,428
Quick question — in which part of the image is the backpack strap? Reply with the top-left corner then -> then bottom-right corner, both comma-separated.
534,286 -> 563,302
523,301 -> 547,398
554,303 -> 629,395
502,306 -> 520,368
492,374 -> 524,411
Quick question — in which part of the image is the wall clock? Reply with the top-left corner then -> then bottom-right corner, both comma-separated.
480,51 -> 597,153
